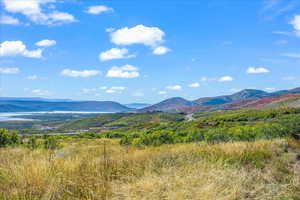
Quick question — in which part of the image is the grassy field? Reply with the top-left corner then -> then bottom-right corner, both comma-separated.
0,138 -> 300,200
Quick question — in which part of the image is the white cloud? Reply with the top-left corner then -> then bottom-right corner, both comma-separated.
61,69 -> 100,78
153,46 -> 170,55
247,67 -> 270,74
281,53 -> 300,58
99,48 -> 135,61
0,15 -> 20,25
105,86 -> 126,94
2,0 -> 76,25
86,5 -> 113,14
48,11 -> 76,23
290,15 -> 300,35
158,91 -> 167,95
35,39 -> 56,47
31,89 -> 52,96
218,76 -> 234,82
105,89 -> 116,94
27,75 -> 38,80
189,82 -> 201,88
106,64 -> 140,78
0,41 -> 43,58
111,86 -> 126,90
111,25 -> 165,47
166,85 -> 182,90
0,67 -> 20,74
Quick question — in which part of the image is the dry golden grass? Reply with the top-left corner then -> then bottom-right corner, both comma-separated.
0,138 -> 299,200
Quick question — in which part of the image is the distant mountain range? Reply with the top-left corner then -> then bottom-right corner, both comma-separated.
1,87 -> 300,113
139,87 -> 300,113
0,100 -> 131,112
124,103 -> 151,109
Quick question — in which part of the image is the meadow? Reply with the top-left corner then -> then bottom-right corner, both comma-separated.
0,138 -> 300,200
1,108 -> 300,199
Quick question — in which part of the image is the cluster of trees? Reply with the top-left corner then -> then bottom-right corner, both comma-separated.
117,108 -> 300,146
0,129 -> 60,150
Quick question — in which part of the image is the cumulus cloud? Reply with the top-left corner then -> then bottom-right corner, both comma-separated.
2,0 -> 76,25
189,82 -> 201,88
0,67 -> 20,74
99,48 -> 135,61
166,85 -> 182,90
0,41 -> 42,58
35,39 -> 56,47
0,15 -> 20,25
218,76 -> 234,82
61,69 -> 100,78
106,64 -> 139,78
247,67 -> 270,74
152,46 -> 170,55
86,5 -> 113,14
111,25 -> 165,47
290,15 -> 300,35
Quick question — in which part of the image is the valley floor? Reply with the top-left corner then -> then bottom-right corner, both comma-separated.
0,138 -> 300,200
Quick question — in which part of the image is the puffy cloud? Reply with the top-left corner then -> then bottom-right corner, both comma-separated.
152,46 -> 170,55
166,85 -> 182,90
218,76 -> 234,82
86,5 -> 113,14
0,41 -> 42,58
27,75 -> 38,80
290,15 -> 300,35
111,25 -> 165,47
0,15 -> 20,25
247,67 -> 270,74
106,64 -> 139,78
0,67 -> 20,74
99,48 -> 135,61
189,82 -> 201,88
2,0 -> 76,25
48,11 -> 76,23
61,69 -> 100,78
35,39 -> 56,47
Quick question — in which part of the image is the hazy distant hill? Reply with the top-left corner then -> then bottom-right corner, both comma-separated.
125,103 -> 151,109
139,87 -> 300,113
139,97 -> 198,112
0,100 -> 131,112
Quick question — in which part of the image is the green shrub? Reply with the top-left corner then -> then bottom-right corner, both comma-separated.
27,137 -> 39,149
43,136 -> 60,150
0,129 -> 21,147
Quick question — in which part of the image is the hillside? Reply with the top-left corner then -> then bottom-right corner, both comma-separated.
139,87 -> 300,113
139,97 -> 198,112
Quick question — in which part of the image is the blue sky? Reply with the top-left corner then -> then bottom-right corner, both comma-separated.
1,0 -> 300,104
